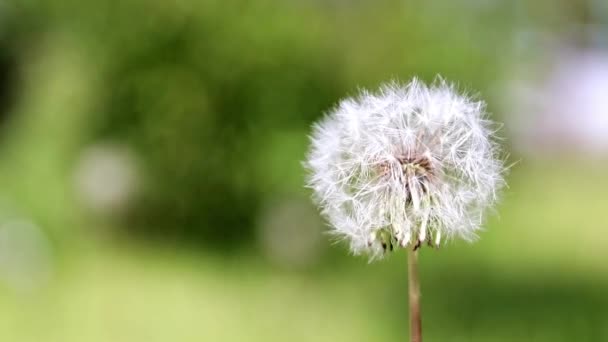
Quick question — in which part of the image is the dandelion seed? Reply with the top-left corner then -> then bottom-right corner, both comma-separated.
305,77 -> 505,259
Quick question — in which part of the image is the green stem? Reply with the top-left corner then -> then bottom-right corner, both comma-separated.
408,249 -> 422,342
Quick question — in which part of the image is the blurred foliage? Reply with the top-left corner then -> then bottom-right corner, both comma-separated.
0,0 -> 518,247
93,5 -> 346,244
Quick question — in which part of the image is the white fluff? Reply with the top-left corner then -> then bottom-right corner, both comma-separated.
305,78 -> 505,259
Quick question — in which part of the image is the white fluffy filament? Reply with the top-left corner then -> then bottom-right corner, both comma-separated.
306,77 -> 505,259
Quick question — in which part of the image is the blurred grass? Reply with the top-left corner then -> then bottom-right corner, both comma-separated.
0,163 -> 606,342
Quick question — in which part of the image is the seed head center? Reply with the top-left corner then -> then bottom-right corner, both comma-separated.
397,155 -> 433,178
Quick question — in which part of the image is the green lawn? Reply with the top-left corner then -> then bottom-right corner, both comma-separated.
0,164 -> 606,342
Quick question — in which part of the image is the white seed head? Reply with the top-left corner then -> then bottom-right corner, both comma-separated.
305,78 -> 505,259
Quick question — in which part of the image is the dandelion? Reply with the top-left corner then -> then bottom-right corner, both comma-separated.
305,77 -> 505,342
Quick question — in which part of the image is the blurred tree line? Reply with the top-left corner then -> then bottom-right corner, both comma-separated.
0,0 -> 515,249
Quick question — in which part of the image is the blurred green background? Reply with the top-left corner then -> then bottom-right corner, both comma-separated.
0,0 -> 607,341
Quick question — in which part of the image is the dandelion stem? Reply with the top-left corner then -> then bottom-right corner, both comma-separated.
408,249 -> 422,342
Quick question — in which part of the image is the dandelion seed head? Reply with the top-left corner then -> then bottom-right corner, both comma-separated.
305,77 -> 505,259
